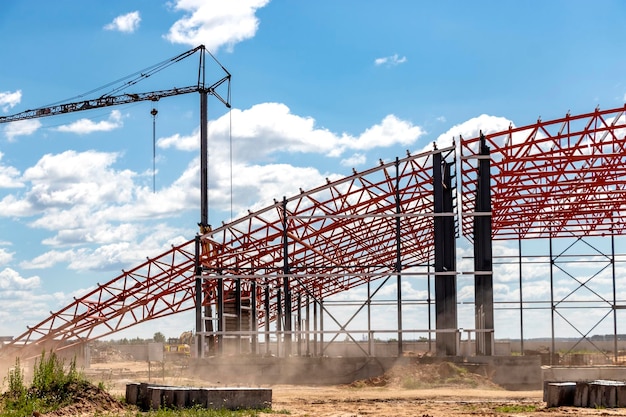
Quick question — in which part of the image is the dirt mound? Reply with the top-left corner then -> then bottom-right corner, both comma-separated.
39,381 -> 128,417
347,361 -> 501,390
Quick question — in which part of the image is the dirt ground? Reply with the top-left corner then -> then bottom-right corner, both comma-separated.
77,360 -> 626,417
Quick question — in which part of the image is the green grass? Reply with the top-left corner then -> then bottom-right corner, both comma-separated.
1,352 -> 289,416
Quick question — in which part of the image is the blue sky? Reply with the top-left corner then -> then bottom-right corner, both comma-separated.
1,0 -> 626,342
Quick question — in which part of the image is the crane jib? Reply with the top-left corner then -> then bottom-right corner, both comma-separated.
0,85 -> 203,124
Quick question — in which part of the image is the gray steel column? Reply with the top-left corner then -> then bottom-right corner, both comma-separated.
217,275 -> 224,355
235,276 -> 242,354
251,281 -> 257,355
199,90 -> 208,228
194,236 -> 203,358
297,293 -> 302,356
282,197 -> 292,356
433,151 -> 457,356
474,132 -> 494,355
395,157 -> 403,356
277,288 -> 283,357
313,299 -> 318,357
518,239 -> 524,355
264,281 -> 271,355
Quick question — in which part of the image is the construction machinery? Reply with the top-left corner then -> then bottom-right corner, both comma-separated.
164,331 -> 193,360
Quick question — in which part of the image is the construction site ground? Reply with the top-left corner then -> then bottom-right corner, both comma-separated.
64,359 -> 626,417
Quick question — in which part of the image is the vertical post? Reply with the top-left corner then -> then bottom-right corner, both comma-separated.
549,234 -> 555,364
277,288 -> 283,357
367,280 -> 372,356
251,281 -> 257,355
518,239 -> 524,355
313,298 -> 318,357
433,151 -> 457,355
194,236 -> 203,358
612,234 -> 618,362
297,293 -> 302,356
474,133 -> 494,355
282,197 -> 292,356
235,276 -> 242,354
264,281 -> 271,355
217,274 -> 224,355
320,299 -> 325,356
306,293 -> 311,356
199,90 -> 209,228
395,157 -> 403,356
427,262 -> 432,352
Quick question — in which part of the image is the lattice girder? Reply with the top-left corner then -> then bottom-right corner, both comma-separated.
462,106 -> 626,240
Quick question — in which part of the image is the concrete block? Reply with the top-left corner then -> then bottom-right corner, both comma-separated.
617,385 -> 626,407
125,383 -> 139,406
546,382 -> 576,407
588,380 -> 625,408
126,383 -> 272,411
173,388 -> 190,408
148,387 -> 163,410
574,381 -> 589,407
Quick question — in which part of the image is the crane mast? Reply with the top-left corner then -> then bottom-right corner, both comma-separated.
0,45 -> 231,229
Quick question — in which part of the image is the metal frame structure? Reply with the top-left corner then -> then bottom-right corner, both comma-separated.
3,102 -> 626,360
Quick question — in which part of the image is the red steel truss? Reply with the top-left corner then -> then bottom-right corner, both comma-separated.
10,103 -> 626,353
461,106 -> 626,240
4,146 -> 454,352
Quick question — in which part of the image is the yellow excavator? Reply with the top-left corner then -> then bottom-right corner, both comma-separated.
164,331 -> 193,360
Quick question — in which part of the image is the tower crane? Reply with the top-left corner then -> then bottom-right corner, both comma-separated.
0,44 -> 231,229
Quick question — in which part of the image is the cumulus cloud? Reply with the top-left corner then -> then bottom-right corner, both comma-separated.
3,119 -> 41,142
340,153 -> 366,167
0,152 -> 23,188
158,103 -> 425,159
427,113 -> 514,153
374,54 -> 407,67
164,0 -> 270,52
104,11 -> 141,33
55,110 -> 123,134
0,268 -> 40,290
0,90 -> 21,112
0,247 -> 13,266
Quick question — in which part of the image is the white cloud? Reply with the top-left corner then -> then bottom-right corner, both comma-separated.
0,248 -> 13,266
0,152 -> 23,188
0,268 -> 40,290
374,54 -> 407,67
428,113 -> 514,153
340,153 -> 366,167
3,119 -> 41,142
55,110 -> 123,134
0,90 -> 21,112
159,103 -> 425,159
164,0 -> 270,52
104,11 -> 141,33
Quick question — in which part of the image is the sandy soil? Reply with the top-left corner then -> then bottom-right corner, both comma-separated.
80,360 -> 626,417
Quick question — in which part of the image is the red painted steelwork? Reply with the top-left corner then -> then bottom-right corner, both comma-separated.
462,106 -> 626,240
5,146 -> 453,351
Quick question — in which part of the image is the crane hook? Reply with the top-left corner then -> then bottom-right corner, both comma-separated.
151,108 -> 158,193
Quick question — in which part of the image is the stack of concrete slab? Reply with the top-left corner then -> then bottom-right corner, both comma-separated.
545,380 -> 626,408
126,382 -> 272,411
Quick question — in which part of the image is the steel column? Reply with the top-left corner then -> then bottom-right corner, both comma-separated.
251,281 -> 257,355
264,281 -> 271,355
433,151 -> 457,355
194,236 -> 203,358
217,275 -> 224,355
282,197 -> 292,356
395,157 -> 403,356
474,133 -> 494,355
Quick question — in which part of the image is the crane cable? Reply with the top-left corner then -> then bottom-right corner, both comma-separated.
229,90 -> 233,221
151,107 -> 158,193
